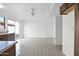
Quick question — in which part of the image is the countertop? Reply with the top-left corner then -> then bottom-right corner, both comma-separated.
0,41 -> 17,54
0,33 -> 14,35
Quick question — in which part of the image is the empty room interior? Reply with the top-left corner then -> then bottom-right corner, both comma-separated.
0,3 -> 79,56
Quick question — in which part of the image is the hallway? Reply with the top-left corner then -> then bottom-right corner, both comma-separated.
16,38 -> 64,56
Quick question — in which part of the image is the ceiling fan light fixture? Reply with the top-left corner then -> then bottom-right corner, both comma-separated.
30,8 -> 36,16
27,8 -> 39,16
32,12 -> 34,16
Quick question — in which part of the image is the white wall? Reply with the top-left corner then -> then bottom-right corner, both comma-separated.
62,11 -> 75,56
55,16 -> 62,45
24,17 -> 55,38
19,21 -> 24,38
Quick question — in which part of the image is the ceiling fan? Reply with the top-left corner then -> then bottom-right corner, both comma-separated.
26,8 -> 48,16
27,8 -> 40,16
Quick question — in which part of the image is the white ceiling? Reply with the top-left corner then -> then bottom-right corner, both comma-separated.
0,3 -> 61,21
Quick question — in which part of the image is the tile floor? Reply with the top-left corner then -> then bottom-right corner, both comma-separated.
16,38 -> 65,56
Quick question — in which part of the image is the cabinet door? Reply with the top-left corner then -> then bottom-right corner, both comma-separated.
60,3 -> 68,14
74,4 -> 79,56
68,3 -> 74,8
2,45 -> 16,56
60,3 -> 74,15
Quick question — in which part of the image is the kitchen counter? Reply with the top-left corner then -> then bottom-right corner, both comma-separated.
0,33 -> 14,35
0,41 -> 17,54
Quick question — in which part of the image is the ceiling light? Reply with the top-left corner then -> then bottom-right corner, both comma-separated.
0,4 -> 4,8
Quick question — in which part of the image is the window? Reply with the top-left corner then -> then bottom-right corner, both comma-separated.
15,22 -> 19,35
0,16 -> 5,30
7,19 -> 15,33
8,26 -> 15,33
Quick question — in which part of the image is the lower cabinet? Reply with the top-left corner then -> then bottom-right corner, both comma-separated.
0,45 -> 16,56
